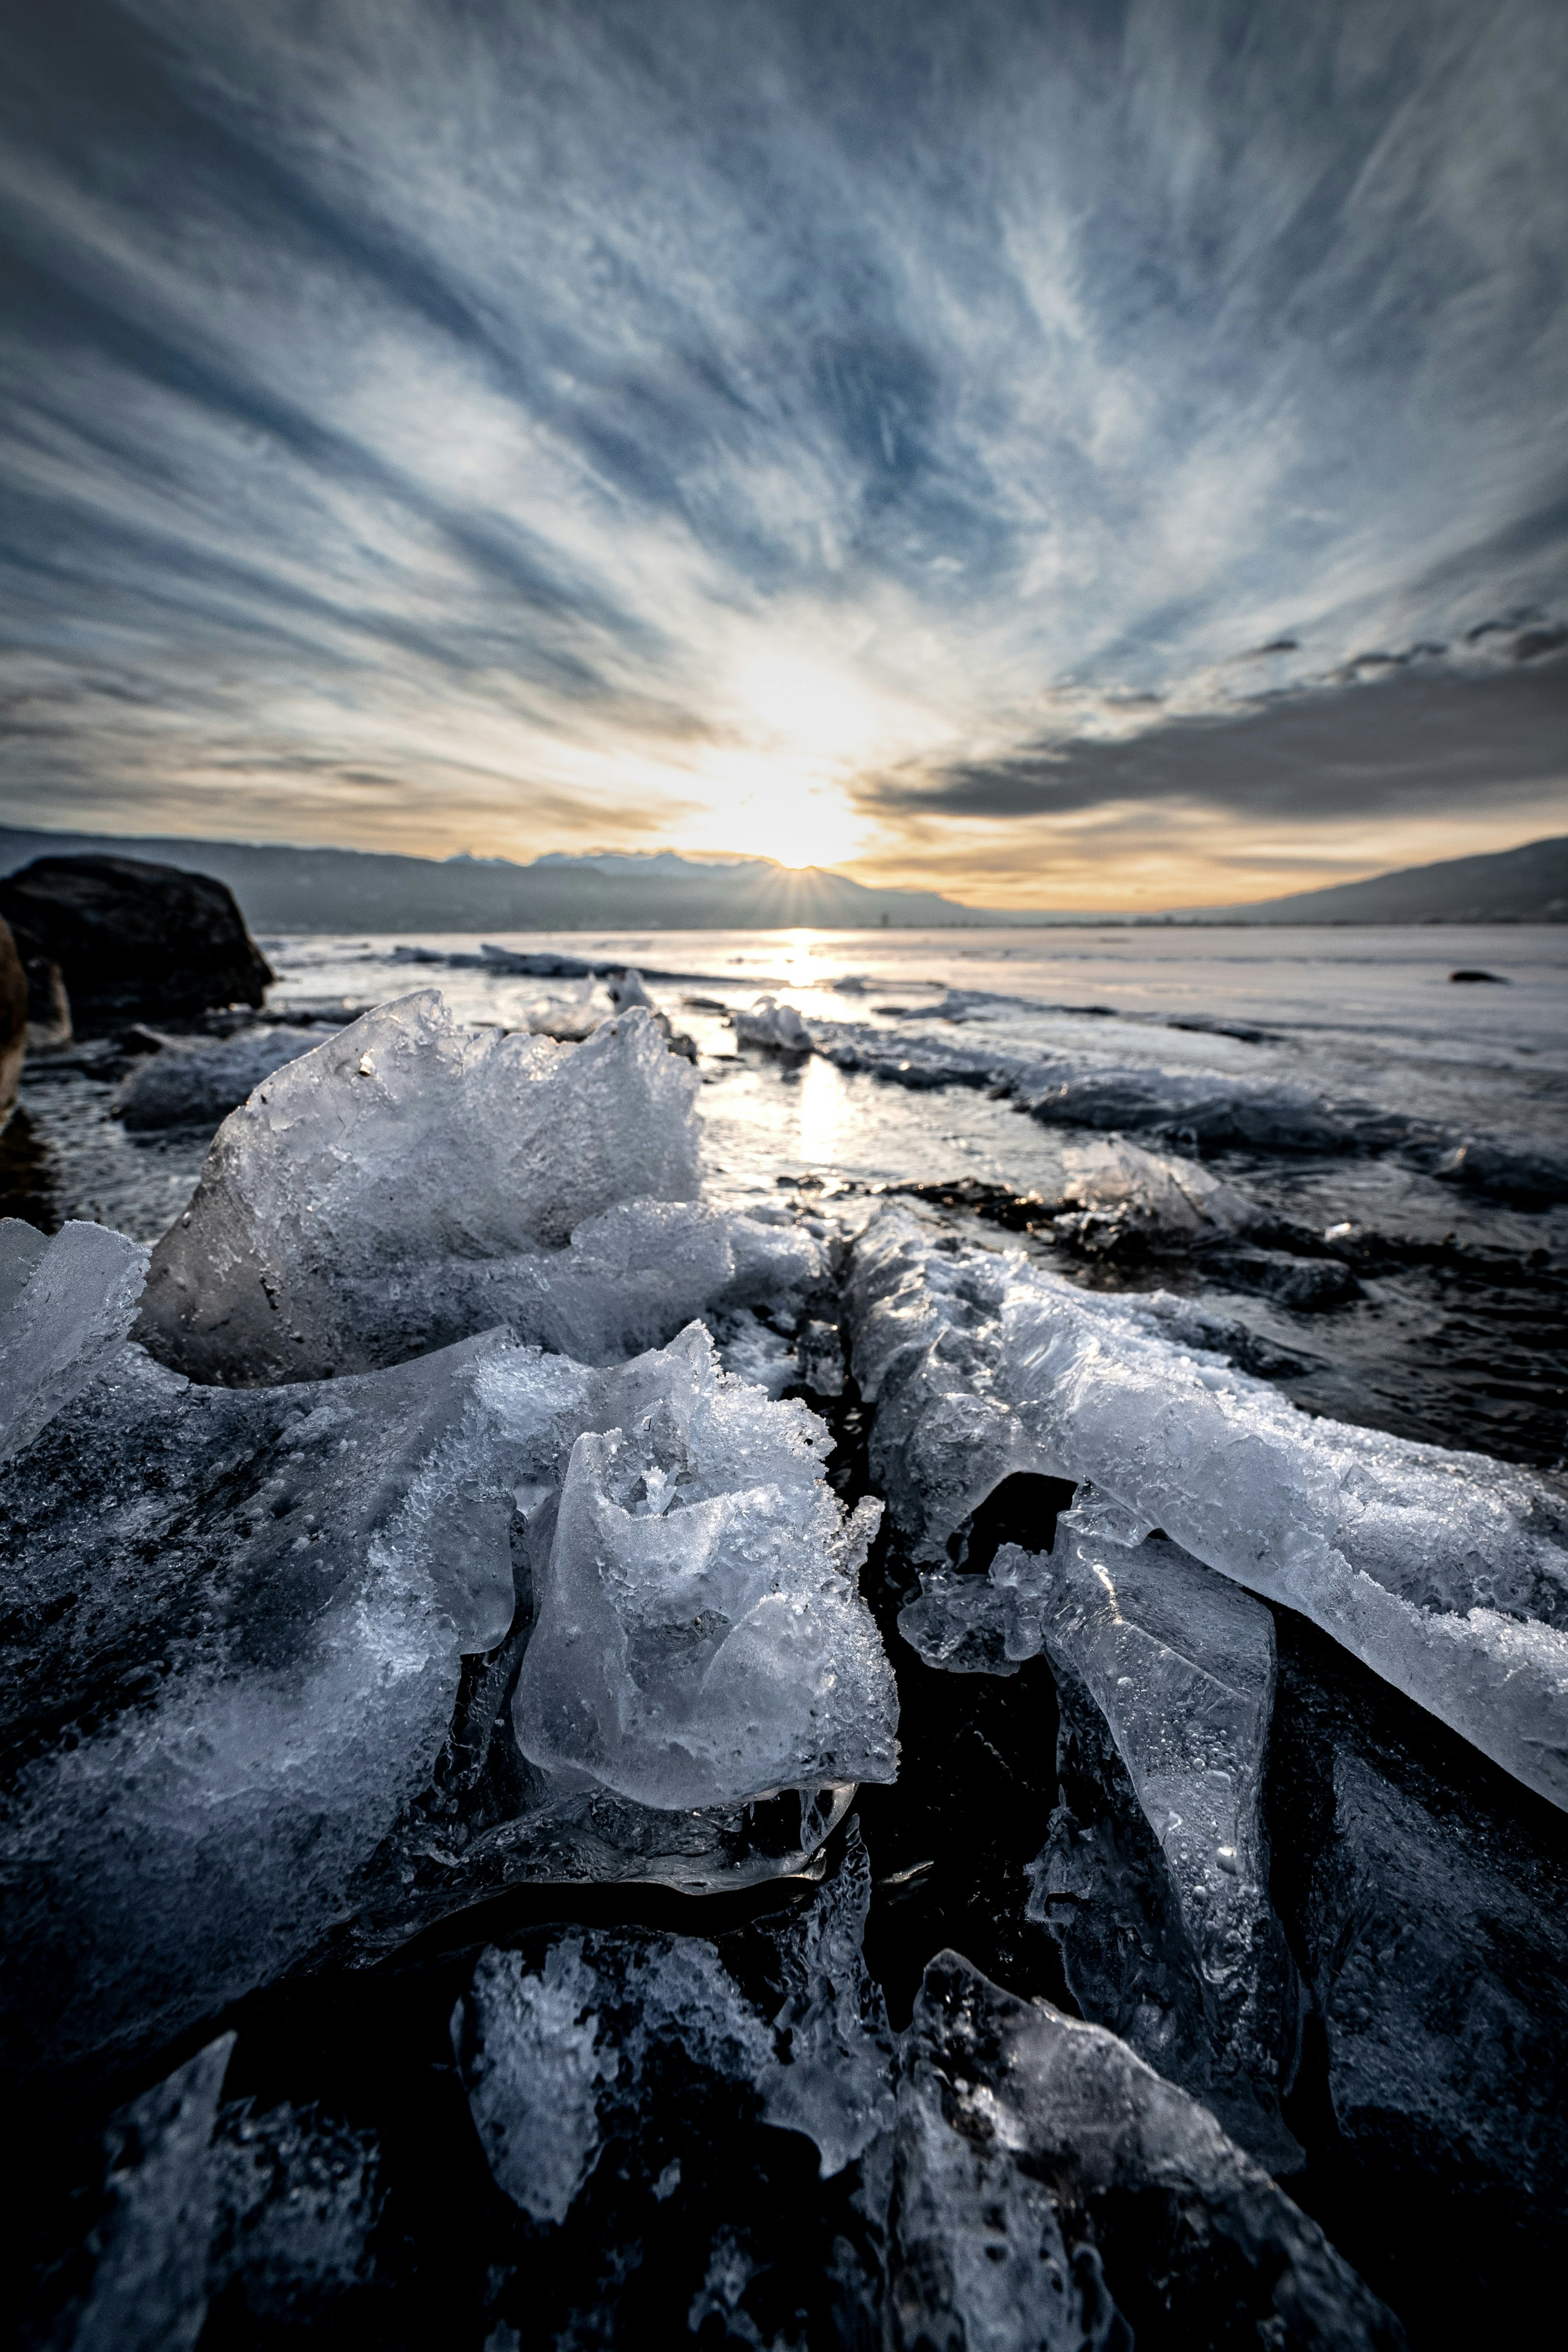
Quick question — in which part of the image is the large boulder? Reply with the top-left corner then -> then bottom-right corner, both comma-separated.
0,916 -> 25,1124
0,855 -> 272,1029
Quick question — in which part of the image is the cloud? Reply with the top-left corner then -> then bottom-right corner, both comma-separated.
0,0 -> 1562,887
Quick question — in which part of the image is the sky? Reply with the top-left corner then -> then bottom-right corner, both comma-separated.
1,0 -> 1564,910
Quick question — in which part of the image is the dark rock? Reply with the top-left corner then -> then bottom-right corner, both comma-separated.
1268,1613 -> 1568,2342
0,915 -> 25,1124
24,955 -> 72,1050
0,856 -> 272,1030
1447,968 -> 1507,983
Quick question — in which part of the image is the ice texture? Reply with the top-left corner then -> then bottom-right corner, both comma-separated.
894,1953 -> 1402,2352
136,992 -> 723,1380
113,1026 -> 330,1131
33,2035 -> 236,2352
512,1323 -> 897,1808
207,2100 -> 383,2327
0,1321 -> 519,2087
848,1207 -> 1568,1805
0,1216 -> 149,1461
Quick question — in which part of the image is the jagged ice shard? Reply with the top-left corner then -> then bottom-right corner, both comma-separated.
0,1215 -> 150,1460
512,1324 -> 896,1809
137,991 -> 815,1382
900,1501 -> 1303,2170
849,1208 -> 1568,1806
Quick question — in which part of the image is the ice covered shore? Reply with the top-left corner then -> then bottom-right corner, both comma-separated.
7,982 -> 1563,2344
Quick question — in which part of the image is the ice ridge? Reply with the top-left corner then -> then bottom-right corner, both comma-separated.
849,1206 -> 1568,1806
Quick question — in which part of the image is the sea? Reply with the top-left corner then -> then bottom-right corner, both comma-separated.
6,920 -> 1565,1471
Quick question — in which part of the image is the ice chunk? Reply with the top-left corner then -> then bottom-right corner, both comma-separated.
733,994 -> 812,1051
759,1827 -> 897,2176
113,1026 -> 330,1131
453,1929 -> 775,2223
1023,1504 -> 1301,2169
0,1217 -> 149,1461
138,992 -> 707,1381
512,1324 -> 897,1809
0,1324 -> 519,2088
895,1955 -> 1403,2350
31,2035 -> 236,2352
1058,1133 -> 1263,1245
848,1208 -> 1568,1806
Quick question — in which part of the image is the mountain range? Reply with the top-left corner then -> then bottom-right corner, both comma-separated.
0,827 -> 1560,932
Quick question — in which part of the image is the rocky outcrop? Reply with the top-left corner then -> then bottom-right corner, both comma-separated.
0,854 -> 272,1030
0,916 -> 25,1125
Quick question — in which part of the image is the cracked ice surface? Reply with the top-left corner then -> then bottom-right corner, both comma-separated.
510,1324 -> 897,1809
136,991 -> 803,1382
849,1207 -> 1568,1805
0,1215 -> 149,1461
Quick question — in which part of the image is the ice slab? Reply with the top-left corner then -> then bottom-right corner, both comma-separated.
0,1321 -> 520,2087
0,1216 -> 149,1462
899,1501 -> 1303,2169
512,1324 -> 897,1809
849,1207 -> 1568,1805
895,1953 -> 1402,2352
138,992 -> 718,1381
757,1826 -> 897,2176
113,1026 -> 330,1131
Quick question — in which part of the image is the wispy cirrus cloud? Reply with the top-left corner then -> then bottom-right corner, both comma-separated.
0,0 -> 1562,899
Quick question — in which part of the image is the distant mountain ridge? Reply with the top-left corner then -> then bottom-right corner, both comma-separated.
0,826 -> 1560,930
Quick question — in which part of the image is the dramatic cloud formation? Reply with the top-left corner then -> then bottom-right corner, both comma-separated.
0,0 -> 1563,904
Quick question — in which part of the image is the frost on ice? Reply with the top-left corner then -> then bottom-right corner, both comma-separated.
136,991 -> 746,1382
511,1324 -> 897,1810
0,1215 -> 149,1461
849,1207 -> 1568,1806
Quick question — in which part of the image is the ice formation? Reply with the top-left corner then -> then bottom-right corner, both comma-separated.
1056,1133 -> 1263,1245
1,1320 -> 519,2085
2,1289 -> 897,2085
759,1827 -> 898,2175
113,1025 -> 329,1131
136,992 -> 761,1381
894,1954 -> 1402,2351
733,993 -> 812,1051
454,1931 -> 775,2224
900,1500 -> 1303,2168
37,2035 -> 237,2352
512,1324 -> 897,1809
849,1207 -> 1568,1805
0,1215 -> 149,1461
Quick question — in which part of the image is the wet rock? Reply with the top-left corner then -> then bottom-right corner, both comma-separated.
0,855 -> 272,1029
0,912 -> 25,1124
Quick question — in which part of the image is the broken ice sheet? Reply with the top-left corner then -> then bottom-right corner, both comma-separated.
849,1207 -> 1568,1806
894,1953 -> 1403,2352
0,1321 -> 519,2089
0,1216 -> 149,1462
512,1324 -> 898,1809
